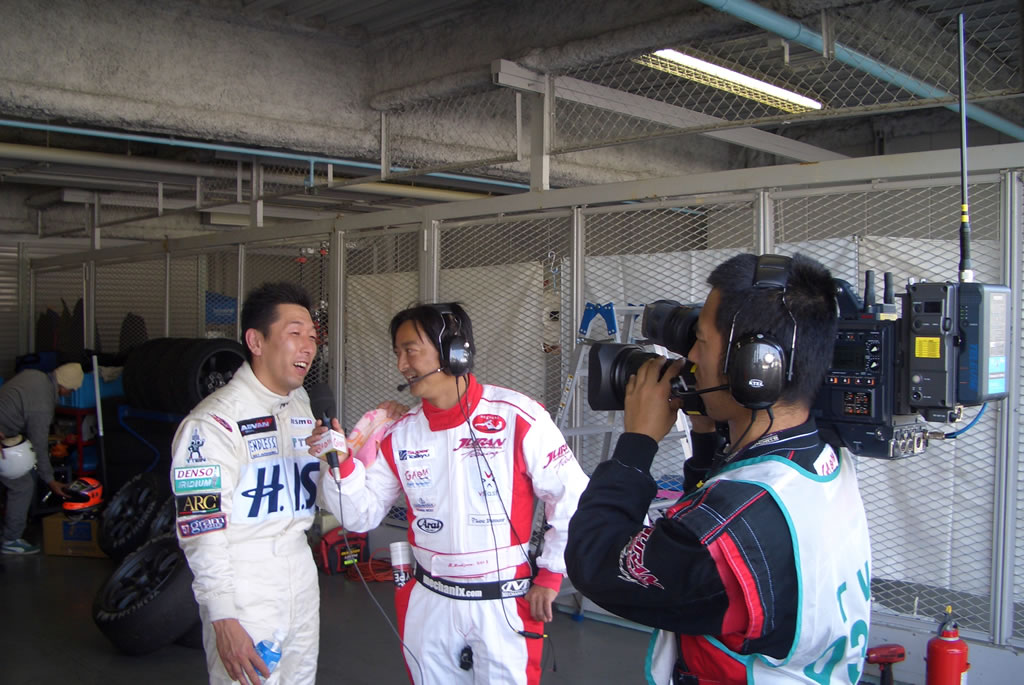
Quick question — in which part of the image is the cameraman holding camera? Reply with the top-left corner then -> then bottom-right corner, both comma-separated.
566,253 -> 871,684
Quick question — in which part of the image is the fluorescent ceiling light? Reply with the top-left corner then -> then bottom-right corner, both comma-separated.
635,49 -> 823,113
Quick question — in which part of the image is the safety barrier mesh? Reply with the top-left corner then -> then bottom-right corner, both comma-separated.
243,237 -> 333,390
32,268 -> 84,359
94,260 -> 166,358
554,2 -> 1021,153
775,180 -> 1004,635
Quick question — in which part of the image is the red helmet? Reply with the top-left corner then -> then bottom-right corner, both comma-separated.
63,477 -> 103,512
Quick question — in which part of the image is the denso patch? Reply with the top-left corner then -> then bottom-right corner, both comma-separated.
173,465 -> 222,493
247,435 -> 279,459
176,493 -> 222,516
238,415 -> 276,436
177,513 -> 227,537
471,414 -> 506,433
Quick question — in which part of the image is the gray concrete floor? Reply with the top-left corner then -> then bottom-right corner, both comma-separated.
1,536 -> 651,684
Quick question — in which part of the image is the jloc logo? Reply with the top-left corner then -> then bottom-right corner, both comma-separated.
456,437 -> 505,450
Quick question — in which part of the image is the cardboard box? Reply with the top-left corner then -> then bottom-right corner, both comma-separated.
42,513 -> 106,558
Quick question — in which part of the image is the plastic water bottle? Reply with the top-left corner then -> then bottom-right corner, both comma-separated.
254,630 -> 285,677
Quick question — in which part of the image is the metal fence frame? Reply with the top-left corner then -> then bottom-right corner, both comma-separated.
25,143 -> 1024,648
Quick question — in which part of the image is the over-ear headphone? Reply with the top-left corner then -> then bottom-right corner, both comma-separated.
427,303 -> 473,377
721,254 -> 797,410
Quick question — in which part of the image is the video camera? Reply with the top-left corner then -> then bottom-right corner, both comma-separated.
586,272 -> 1010,459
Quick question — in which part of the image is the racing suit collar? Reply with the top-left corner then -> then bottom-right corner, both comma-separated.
720,416 -> 822,470
421,374 -> 482,431
235,361 -> 298,414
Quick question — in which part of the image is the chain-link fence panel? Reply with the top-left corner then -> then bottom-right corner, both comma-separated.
774,179 -> 1004,635
95,259 -> 166,360
169,255 -> 201,338
436,215 -> 573,415
553,2 -> 1021,152
387,88 -> 519,175
199,249 -> 240,340
341,228 -> 421,525
577,198 -> 756,489
32,267 -> 85,360
342,229 -> 421,429
243,237 -> 333,390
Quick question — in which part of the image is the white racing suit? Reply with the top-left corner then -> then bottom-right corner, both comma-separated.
171,362 -> 321,684
318,375 -> 589,685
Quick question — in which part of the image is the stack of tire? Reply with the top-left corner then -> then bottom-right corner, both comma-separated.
123,338 -> 246,414
92,473 -> 202,655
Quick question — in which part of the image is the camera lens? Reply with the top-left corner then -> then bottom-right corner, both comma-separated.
642,301 -> 701,355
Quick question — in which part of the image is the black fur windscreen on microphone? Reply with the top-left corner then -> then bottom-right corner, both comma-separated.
307,382 -> 336,424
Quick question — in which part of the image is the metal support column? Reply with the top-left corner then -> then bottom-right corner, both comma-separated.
328,229 -> 345,419
420,219 -> 440,302
250,162 -> 264,228
992,170 -> 1022,645
569,206 -> 586,461
164,252 -> 171,337
755,189 -> 774,255
236,244 -> 246,340
18,242 -> 31,355
529,75 -> 552,192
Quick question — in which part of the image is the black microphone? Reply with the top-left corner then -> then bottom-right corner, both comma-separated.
307,382 -> 343,480
396,368 -> 443,392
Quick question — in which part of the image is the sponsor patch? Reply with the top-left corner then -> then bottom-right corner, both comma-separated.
456,437 -> 505,451
415,517 -> 444,534
403,465 -> 433,489
397,448 -> 432,462
543,443 -> 572,469
813,450 -> 839,476
238,415 -> 276,436
176,493 -> 222,516
500,578 -> 531,597
247,435 -> 280,460
173,465 -> 222,493
209,413 -> 233,433
290,416 -> 315,429
235,460 -> 320,521
471,414 -> 506,433
618,528 -> 664,589
292,437 -> 308,451
411,497 -> 436,513
468,514 -> 506,526
186,429 -> 206,463
177,513 -> 227,537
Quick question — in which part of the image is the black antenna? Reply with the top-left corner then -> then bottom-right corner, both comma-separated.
957,13 -> 974,284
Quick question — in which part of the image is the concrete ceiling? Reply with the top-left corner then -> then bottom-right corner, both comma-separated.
0,0 -> 1019,240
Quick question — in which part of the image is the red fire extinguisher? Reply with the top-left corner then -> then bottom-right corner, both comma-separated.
926,606 -> 970,685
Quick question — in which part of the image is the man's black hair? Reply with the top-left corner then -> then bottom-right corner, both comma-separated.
389,302 -> 475,367
707,253 -> 837,407
240,281 -> 312,363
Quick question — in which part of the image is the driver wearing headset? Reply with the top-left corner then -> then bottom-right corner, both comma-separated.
315,302 -> 589,684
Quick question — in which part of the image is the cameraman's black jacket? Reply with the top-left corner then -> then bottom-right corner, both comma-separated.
566,419 -> 829,676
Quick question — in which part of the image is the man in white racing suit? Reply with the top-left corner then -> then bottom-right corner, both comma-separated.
171,282 -> 321,685
316,302 -> 589,685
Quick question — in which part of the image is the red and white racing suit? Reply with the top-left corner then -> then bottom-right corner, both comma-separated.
171,362 -> 321,684
318,375 -> 588,685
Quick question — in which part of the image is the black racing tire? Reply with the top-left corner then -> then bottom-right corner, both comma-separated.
148,494 -> 177,539
99,472 -> 164,562
176,338 -> 246,414
174,620 -> 205,650
92,533 -> 199,656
